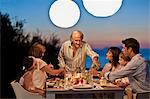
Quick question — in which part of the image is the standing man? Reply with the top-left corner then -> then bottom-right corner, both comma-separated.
58,30 -> 100,74
105,38 -> 150,93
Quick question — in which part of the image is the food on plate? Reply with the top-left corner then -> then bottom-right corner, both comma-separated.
71,73 -> 91,85
46,78 -> 64,88
46,82 -> 55,88
73,84 -> 93,89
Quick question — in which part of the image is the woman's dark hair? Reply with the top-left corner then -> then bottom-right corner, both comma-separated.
122,38 -> 140,54
28,42 -> 46,58
108,47 -> 121,67
16,57 -> 33,82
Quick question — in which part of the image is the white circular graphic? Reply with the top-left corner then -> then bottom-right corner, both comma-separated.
82,0 -> 123,17
49,0 -> 80,28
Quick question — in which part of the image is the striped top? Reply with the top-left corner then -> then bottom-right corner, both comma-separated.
58,40 -> 99,73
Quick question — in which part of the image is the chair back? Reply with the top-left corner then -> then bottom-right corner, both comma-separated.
145,60 -> 150,81
10,81 -> 43,99
136,92 -> 150,99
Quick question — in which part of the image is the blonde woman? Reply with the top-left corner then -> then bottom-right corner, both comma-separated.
17,43 -> 64,96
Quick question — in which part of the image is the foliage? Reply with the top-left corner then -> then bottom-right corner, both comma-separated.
1,12 -> 61,98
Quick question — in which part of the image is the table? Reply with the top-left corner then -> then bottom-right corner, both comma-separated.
46,86 -> 124,99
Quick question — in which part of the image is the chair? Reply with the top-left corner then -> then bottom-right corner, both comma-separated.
124,93 -> 136,99
10,80 -> 44,99
136,92 -> 150,99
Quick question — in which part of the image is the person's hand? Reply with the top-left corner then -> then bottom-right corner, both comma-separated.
116,81 -> 128,88
37,89 -> 45,96
48,64 -> 54,69
89,68 -> 98,76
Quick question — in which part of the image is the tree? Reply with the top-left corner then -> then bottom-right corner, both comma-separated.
1,12 -> 26,98
1,12 -> 61,98
43,33 -> 61,69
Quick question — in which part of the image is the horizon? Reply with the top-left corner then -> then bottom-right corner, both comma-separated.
86,48 -> 150,68
0,0 -> 149,48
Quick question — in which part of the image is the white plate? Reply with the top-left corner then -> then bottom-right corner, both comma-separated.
47,88 -> 69,91
73,84 -> 93,89
101,83 -> 118,88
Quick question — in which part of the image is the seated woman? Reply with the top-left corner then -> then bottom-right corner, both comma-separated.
16,42 -> 64,96
93,47 -> 121,99
100,47 -> 121,78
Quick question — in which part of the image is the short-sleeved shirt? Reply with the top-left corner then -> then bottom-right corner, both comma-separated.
58,40 -> 99,73
109,54 -> 150,93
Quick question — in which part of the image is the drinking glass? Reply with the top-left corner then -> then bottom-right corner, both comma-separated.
64,72 -> 72,89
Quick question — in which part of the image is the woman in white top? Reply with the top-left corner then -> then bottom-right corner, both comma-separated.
16,43 -> 64,96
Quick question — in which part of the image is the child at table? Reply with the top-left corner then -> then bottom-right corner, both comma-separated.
16,43 -> 64,96
115,52 -> 132,99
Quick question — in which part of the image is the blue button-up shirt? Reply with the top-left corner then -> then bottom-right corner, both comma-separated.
108,54 -> 150,93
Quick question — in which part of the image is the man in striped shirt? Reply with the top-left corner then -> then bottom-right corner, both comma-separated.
58,30 -> 99,74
